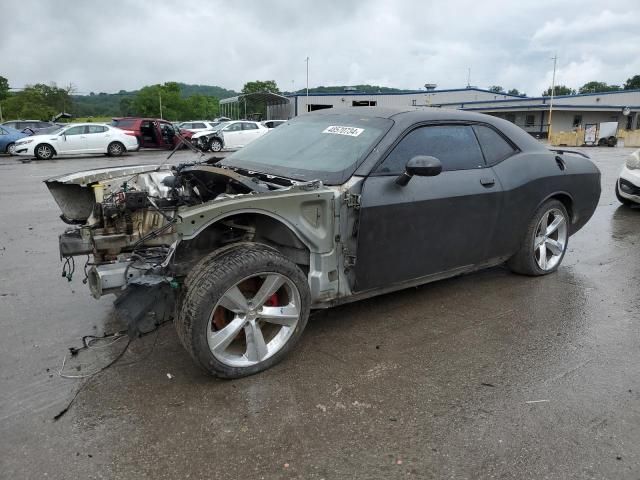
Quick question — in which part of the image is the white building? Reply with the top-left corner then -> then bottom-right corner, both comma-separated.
252,86 -> 640,144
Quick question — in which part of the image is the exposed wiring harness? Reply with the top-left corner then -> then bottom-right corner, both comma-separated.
53,317 -> 171,421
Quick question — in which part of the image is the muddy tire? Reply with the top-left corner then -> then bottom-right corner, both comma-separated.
35,143 -> 54,160
175,243 -> 310,378
507,199 -> 569,276
107,141 -> 125,157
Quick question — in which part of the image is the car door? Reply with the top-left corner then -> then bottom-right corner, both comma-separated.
85,125 -> 109,152
222,122 -> 244,148
60,125 -> 88,153
354,123 -> 503,292
241,122 -> 262,145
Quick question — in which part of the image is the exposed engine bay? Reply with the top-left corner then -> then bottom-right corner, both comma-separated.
46,160 -> 297,300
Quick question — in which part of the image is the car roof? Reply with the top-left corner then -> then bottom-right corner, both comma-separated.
309,106 -> 546,152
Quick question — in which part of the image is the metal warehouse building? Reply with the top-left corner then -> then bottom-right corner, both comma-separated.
227,87 -> 640,147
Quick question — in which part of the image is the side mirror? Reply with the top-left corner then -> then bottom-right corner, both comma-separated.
60,134 -> 66,141
395,156 -> 442,186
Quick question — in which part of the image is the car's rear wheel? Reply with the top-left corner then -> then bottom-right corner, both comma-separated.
209,138 -> 223,152
6,143 -> 15,155
35,144 -> 54,160
615,180 -> 634,206
507,199 -> 569,276
107,141 -> 125,157
175,244 -> 310,378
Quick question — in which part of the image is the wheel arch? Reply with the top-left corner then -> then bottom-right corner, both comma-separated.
175,210 -> 313,272
35,142 -> 57,156
537,191 -> 574,221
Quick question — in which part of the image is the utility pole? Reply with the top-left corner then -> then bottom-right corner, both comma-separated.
305,56 -> 309,99
467,67 -> 471,88
0,102 -> 3,123
548,54 -> 557,143
159,90 -> 163,119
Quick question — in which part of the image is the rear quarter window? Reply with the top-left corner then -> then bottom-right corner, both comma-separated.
473,125 -> 518,165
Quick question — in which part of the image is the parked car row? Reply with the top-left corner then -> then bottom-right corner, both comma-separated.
1,114 -> 291,159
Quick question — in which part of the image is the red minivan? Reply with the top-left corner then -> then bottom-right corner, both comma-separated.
111,118 -> 193,149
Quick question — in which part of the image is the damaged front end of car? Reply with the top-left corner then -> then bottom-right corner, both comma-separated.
46,160 -> 334,335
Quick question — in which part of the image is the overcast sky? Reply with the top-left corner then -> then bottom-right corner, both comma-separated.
2,0 -> 639,96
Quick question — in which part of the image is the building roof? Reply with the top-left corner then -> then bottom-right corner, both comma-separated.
284,87 -> 526,98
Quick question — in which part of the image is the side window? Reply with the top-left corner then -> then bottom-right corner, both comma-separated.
376,125 -> 485,174
87,125 -> 107,134
242,122 -> 258,130
181,123 -> 191,129
472,125 -> 517,165
192,122 -> 205,129
225,123 -> 243,132
64,126 -> 85,136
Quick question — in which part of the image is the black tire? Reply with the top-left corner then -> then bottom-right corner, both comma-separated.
34,143 -> 54,160
107,141 -> 125,157
615,181 -> 633,206
6,143 -> 15,155
175,243 -> 310,378
209,138 -> 223,152
607,136 -> 617,147
507,199 -> 569,276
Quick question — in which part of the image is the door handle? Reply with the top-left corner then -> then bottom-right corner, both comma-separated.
480,177 -> 495,187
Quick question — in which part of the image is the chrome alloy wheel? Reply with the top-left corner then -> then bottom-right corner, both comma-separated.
36,144 -> 53,159
207,272 -> 301,368
533,208 -> 568,271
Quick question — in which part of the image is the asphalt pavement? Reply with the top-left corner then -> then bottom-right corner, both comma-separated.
0,147 -> 639,479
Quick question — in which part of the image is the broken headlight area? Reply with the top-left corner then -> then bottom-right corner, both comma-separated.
47,162 -> 292,298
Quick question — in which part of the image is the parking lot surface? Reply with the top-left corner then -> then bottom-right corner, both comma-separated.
0,147 -> 639,479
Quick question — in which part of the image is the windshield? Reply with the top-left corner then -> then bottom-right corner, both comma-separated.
221,114 -> 392,184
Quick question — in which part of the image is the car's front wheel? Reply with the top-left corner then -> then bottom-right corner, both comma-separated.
175,244 -> 310,378
209,138 -> 223,152
508,199 -> 569,276
35,144 -> 54,160
6,143 -> 15,155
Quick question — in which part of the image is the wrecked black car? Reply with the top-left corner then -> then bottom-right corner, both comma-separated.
46,108 -> 601,378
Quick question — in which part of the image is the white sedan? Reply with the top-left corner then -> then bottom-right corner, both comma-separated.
13,123 -> 139,160
191,121 -> 268,152
616,149 -> 640,206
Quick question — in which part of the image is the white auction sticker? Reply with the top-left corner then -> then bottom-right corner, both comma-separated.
322,126 -> 364,137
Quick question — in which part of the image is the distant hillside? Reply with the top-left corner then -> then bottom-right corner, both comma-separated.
71,83 -> 238,117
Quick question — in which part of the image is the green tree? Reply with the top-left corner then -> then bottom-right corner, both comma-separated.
624,75 -> 640,90
578,81 -> 621,94
507,88 -> 525,96
542,85 -> 576,96
0,76 -> 9,101
241,80 -> 280,95
1,82 -> 72,120
488,85 -> 504,93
